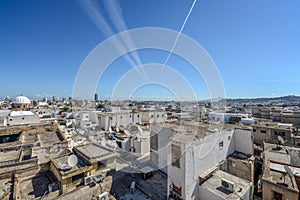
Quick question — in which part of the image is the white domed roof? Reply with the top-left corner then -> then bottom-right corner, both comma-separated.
13,96 -> 31,104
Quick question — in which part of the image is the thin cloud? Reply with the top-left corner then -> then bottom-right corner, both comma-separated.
35,92 -> 52,98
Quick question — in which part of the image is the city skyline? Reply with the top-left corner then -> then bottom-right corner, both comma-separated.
1,0 -> 300,100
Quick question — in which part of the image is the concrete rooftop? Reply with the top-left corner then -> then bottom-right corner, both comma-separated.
166,121 -> 251,143
262,161 -> 299,193
74,143 -> 118,164
200,169 -> 252,200
0,149 -> 20,163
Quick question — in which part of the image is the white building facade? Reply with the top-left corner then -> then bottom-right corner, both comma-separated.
167,126 -> 253,200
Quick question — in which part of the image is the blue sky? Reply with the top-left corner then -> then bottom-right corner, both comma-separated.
0,0 -> 299,100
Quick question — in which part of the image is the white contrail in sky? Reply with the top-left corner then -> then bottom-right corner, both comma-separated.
103,0 -> 147,79
103,0 -> 142,66
78,0 -> 138,68
163,0 -> 198,66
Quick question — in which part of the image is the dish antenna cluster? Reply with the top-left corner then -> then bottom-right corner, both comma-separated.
68,154 -> 78,167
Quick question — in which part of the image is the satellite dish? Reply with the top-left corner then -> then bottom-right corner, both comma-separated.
284,165 -> 294,178
284,165 -> 295,188
278,136 -> 285,145
116,127 -> 120,133
109,126 -> 113,133
68,154 -> 78,167
124,130 -> 130,136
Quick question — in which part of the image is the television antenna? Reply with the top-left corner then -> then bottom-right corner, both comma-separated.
68,154 -> 78,167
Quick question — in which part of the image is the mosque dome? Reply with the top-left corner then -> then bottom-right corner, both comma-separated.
13,95 -> 31,104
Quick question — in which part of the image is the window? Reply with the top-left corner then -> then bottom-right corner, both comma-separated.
219,142 -> 224,149
260,130 -> 267,133
150,134 -> 158,151
98,161 -> 105,169
71,173 -> 84,183
273,191 -> 283,200
120,116 -> 122,119
10,119 -> 12,121
22,117 -> 25,120
274,131 -> 278,135
157,114 -> 159,118
171,144 -> 181,168
253,129 -> 256,132
151,115 -> 154,118
23,155 -> 31,160
170,184 -> 182,197
228,136 -> 231,140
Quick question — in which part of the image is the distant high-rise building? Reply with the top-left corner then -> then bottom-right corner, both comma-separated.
53,96 -> 58,102
94,93 -> 98,101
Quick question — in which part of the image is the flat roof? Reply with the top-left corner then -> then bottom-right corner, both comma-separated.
228,151 -> 254,162
164,122 -> 251,143
262,161 -> 299,193
74,143 -> 117,164
200,169 -> 251,200
252,121 -> 292,130
264,142 -> 299,154
270,162 -> 300,177
0,149 -> 20,163
9,111 -> 35,117
140,166 -> 154,174
0,110 -> 10,117
51,155 -> 83,175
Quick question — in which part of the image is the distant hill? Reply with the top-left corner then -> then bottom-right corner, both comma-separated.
225,95 -> 300,105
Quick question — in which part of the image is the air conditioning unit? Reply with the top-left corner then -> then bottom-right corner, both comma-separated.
48,183 -> 53,193
221,178 -> 235,192
130,181 -> 135,194
98,191 -> 109,200
93,174 -> 104,183
84,176 -> 94,185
